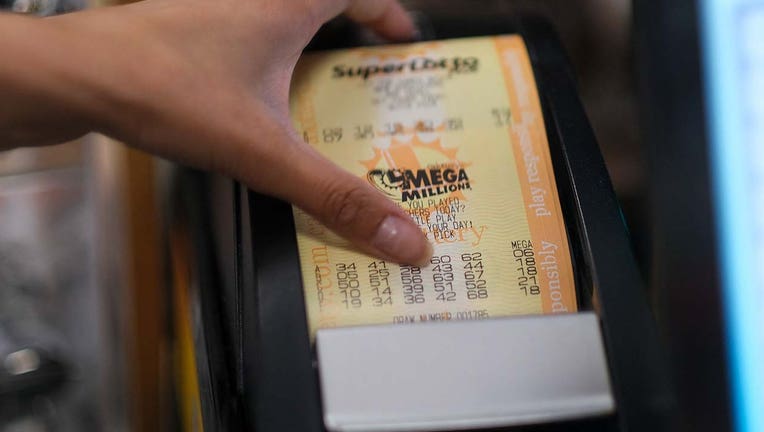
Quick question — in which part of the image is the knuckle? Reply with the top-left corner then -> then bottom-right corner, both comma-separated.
296,0 -> 326,35
321,183 -> 369,228
347,0 -> 392,24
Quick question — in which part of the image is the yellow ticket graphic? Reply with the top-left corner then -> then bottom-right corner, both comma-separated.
290,35 -> 576,338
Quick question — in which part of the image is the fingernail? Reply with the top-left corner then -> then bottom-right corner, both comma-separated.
373,215 -> 432,266
407,10 -> 424,41
411,28 -> 422,41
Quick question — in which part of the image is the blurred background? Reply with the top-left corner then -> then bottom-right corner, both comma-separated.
0,0 -> 645,431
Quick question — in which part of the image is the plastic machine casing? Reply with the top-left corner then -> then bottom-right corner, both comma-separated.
168,15 -> 674,432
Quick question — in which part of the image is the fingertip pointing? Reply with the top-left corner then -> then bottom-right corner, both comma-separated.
414,240 -> 434,267
372,214 -> 432,266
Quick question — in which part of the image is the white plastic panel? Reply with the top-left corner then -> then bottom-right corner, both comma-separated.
316,312 -> 613,432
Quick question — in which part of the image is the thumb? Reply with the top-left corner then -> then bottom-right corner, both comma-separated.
311,0 -> 418,42
232,115 -> 432,266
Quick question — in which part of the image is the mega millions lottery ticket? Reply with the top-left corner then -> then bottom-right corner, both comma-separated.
289,35 -> 577,338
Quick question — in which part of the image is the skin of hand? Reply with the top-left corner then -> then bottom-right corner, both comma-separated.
0,0 -> 433,266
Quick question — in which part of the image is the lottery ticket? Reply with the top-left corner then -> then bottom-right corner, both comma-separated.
289,35 -> 577,338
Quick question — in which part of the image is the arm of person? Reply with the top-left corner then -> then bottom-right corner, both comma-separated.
0,0 -> 432,266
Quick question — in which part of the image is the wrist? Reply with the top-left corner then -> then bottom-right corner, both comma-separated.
43,8 -> 148,140
45,3 -> 196,147
0,12 -> 109,146
0,6 -> 166,147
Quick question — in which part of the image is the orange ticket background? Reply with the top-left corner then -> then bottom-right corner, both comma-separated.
290,35 -> 576,338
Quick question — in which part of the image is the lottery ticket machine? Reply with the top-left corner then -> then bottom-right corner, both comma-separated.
169,16 -> 673,432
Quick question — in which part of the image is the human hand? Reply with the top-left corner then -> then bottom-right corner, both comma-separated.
0,0 -> 432,265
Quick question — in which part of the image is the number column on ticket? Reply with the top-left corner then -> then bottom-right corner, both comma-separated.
431,255 -> 457,302
368,261 -> 392,307
335,263 -> 361,309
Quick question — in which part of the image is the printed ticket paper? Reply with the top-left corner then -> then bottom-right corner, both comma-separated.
289,35 -> 576,338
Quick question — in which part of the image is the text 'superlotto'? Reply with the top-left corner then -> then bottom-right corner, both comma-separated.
289,35 -> 577,339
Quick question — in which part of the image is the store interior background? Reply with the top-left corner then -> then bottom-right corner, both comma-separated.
0,0 -> 643,431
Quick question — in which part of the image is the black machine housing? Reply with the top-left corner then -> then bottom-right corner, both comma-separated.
169,15 -> 674,432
